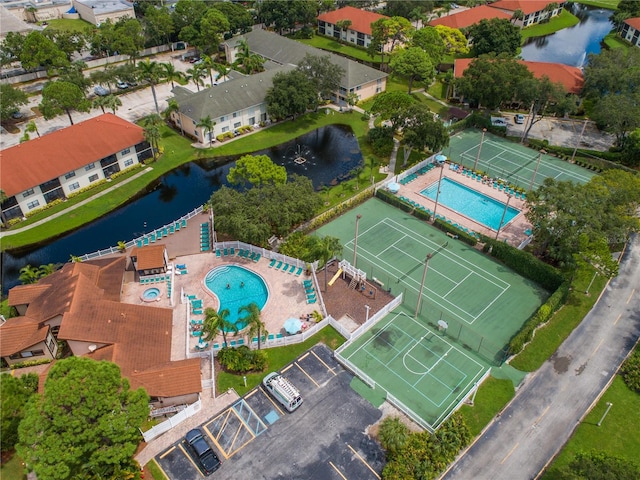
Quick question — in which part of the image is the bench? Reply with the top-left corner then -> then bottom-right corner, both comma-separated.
446,232 -> 459,239
372,277 -> 384,288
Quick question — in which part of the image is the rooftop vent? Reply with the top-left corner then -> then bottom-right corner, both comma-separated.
88,345 -> 97,352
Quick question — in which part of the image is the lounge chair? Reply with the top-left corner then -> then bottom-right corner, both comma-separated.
192,309 -> 203,315
201,245 -> 209,252
268,334 -> 275,341
216,249 -> 221,257
177,264 -> 187,270
237,339 -> 244,346
230,340 -> 236,347
253,253 -> 261,263
307,298 -> 317,304
230,247 -> 235,256
282,263 -> 290,272
223,248 -> 228,256
269,258 -> 276,268
276,333 -> 284,339
191,330 -> 203,337
162,227 -> 168,237
191,299 -> 203,308
213,343 -> 220,349
169,225 -> 175,234
275,261 -> 283,270
295,267 -> 303,276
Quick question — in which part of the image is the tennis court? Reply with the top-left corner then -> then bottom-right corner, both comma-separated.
448,129 -> 596,190
317,199 -> 548,365
339,311 -> 488,430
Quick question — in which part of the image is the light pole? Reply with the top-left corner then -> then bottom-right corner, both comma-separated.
473,128 -> 486,171
597,402 -> 613,427
414,252 -> 433,318
432,163 -> 445,220
495,193 -> 513,240
353,214 -> 362,267
570,118 -> 589,163
365,304 -> 371,323
529,149 -> 545,191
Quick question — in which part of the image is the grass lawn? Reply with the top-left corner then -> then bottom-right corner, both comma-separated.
295,35 -> 383,64
2,110 -> 378,251
541,376 -> 640,479
146,459 -> 168,480
510,266 -> 609,372
216,325 -> 345,396
576,0 -> 619,8
0,453 -> 26,480
459,376 -> 515,436
521,10 -> 580,41
603,32 -> 631,49
45,18 -> 93,32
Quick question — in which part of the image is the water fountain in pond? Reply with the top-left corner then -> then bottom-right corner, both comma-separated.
283,144 -> 316,170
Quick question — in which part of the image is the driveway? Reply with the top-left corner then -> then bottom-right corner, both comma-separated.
441,233 -> 640,480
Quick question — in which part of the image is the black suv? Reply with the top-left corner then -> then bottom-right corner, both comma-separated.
185,429 -> 221,475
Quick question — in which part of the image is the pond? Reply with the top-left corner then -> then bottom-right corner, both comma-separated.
1,125 -> 363,293
520,4 -> 614,67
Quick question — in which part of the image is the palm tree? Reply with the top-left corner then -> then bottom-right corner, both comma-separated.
214,63 -> 230,83
351,166 -> 364,190
38,263 -> 60,277
201,56 -> 217,86
378,417 -> 409,456
25,120 -> 40,138
196,115 -> 216,147
312,235 -> 343,290
164,98 -> 184,136
137,60 -> 163,114
186,65 -> 205,92
92,95 -> 110,114
161,62 -> 184,89
202,307 -> 237,346
105,95 -> 122,114
511,9 -> 524,25
240,302 -> 267,350
142,114 -> 162,159
19,265 -> 41,284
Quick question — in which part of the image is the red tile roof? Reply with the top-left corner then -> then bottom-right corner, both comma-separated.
318,6 -> 388,36
132,245 -> 167,271
489,0 -> 563,16
624,17 -> 640,30
429,5 -> 512,29
0,320 -> 48,357
0,114 -> 144,198
454,58 -> 584,94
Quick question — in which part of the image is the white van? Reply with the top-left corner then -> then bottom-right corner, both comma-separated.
263,372 -> 303,412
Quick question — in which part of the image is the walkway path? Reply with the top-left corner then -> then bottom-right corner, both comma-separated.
0,167 -> 153,239
442,234 -> 640,480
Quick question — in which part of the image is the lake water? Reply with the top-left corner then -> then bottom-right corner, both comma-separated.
520,5 -> 613,67
1,125 -> 363,293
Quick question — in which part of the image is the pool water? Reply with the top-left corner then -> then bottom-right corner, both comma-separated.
421,178 -> 520,230
204,265 -> 269,330
141,287 -> 161,302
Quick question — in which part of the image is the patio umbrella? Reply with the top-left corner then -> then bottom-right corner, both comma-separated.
284,317 -> 303,335
435,154 -> 447,163
387,182 -> 400,193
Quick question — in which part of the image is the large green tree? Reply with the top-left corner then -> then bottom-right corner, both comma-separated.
369,91 -> 415,130
311,234 -> 343,290
434,25 -> 469,56
0,31 -> 25,66
112,18 -> 145,63
17,357 -> 149,480
19,31 -> 69,74
240,302 -> 267,350
228,154 -> 287,187
390,47 -> 434,94
520,76 -> 575,142
265,69 -> 318,120
296,53 -> 345,102
211,1 -> 253,34
39,80 -> 90,125
411,26 -> 445,66
1,373 -> 38,452
556,451 -> 640,479
0,83 -> 28,121
368,16 -> 414,69
258,0 -> 316,34
210,175 -> 320,245
143,6 -> 175,47
400,104 -> 450,166
197,9 -> 230,55
467,18 -> 521,56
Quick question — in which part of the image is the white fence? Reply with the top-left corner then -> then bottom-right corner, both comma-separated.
79,206 -> 203,261
141,396 -> 201,443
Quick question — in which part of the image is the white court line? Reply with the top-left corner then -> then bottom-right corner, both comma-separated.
442,272 -> 472,299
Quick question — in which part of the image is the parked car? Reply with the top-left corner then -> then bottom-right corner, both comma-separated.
514,114 -> 525,124
185,429 -> 221,475
116,81 -> 129,90
11,110 -> 24,119
94,85 -> 109,96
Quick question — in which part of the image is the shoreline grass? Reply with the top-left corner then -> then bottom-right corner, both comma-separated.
521,9 -> 580,41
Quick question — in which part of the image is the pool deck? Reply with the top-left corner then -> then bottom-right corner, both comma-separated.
396,165 -> 532,245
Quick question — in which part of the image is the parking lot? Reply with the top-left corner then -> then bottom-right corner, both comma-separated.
155,344 -> 385,479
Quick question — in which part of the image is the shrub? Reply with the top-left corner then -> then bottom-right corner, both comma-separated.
620,348 -> 640,394
217,345 -> 267,373
367,126 -> 394,156
10,358 -> 52,369
433,218 -> 477,246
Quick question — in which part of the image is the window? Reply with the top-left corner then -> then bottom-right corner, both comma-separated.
20,350 -> 44,358
233,112 -> 237,118
121,147 -> 131,155
85,163 -> 95,171
69,182 -> 80,191
48,338 -> 56,352
23,188 -> 34,198
234,122 -> 241,129
64,171 -> 76,180
89,174 -> 99,182
220,116 -> 226,122
124,158 -> 134,167
248,117 -> 255,125
27,200 -> 40,209
222,126 -> 229,133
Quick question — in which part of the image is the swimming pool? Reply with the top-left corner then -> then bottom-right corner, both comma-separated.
421,178 -> 520,230
204,265 -> 269,331
141,287 -> 161,302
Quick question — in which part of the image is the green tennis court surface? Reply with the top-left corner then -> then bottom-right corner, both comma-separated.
339,312 -> 488,430
448,129 -> 596,190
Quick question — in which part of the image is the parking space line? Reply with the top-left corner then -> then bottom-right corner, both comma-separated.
299,352 -> 310,361
159,446 -> 176,459
260,386 -> 284,415
347,444 -> 381,479
152,459 -> 171,480
329,461 -> 349,480
245,389 -> 258,399
281,364 -> 294,373
296,361 -> 320,387
311,349 -> 338,375
178,443 -> 204,476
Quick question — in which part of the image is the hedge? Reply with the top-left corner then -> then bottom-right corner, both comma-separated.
507,281 -> 570,355
432,218 -> 478,246
482,238 -> 564,292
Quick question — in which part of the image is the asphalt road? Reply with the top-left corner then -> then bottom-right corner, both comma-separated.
442,233 -> 640,480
